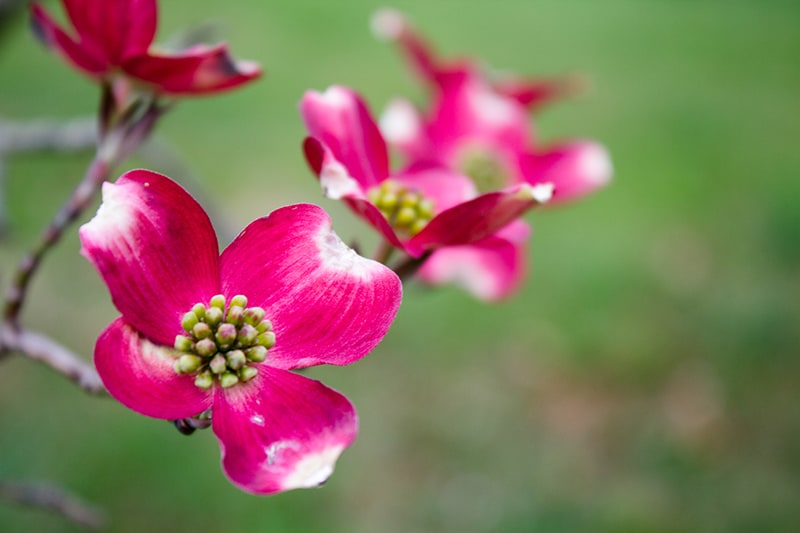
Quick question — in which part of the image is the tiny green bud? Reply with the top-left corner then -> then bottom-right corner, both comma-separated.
220,372 -> 239,388
243,307 -> 266,326
257,319 -> 273,333
174,334 -> 194,352
177,354 -> 203,374
239,366 -> 258,382
378,192 -> 398,211
215,323 -> 237,348
181,311 -> 199,333
195,338 -> 217,357
209,294 -> 226,310
193,322 -> 212,340
226,350 -> 246,370
418,198 -> 435,218
194,372 -> 213,390
246,345 -> 268,363
209,354 -> 227,374
226,305 -> 244,326
237,324 -> 258,345
400,192 -> 419,209
230,294 -> 248,308
395,206 -> 416,227
205,306 -> 224,327
257,331 -> 276,349
191,303 -> 207,320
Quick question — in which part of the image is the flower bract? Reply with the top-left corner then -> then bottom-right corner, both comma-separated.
79,169 -> 402,494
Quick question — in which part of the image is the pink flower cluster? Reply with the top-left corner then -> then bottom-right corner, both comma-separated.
32,0 -> 611,496
301,9 -> 612,300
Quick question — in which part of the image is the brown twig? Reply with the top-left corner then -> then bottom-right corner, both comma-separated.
0,480 -> 107,530
0,323 -> 106,395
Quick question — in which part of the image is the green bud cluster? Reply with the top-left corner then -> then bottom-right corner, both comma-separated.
367,179 -> 435,237
459,149 -> 508,194
172,294 -> 276,390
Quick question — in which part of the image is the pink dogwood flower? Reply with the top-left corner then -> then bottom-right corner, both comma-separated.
371,9 -> 612,299
300,85 -> 554,261
79,169 -> 401,495
31,0 -> 260,95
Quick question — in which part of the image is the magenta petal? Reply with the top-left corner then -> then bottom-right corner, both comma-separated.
30,4 -> 108,75
406,182 -> 552,256
62,0 -> 156,62
212,366 -> 358,495
494,74 -> 581,110
371,8 -> 440,86
123,44 -> 261,95
220,204 -> 402,370
95,318 -> 212,419
417,220 -> 530,301
520,141 -> 612,204
79,170 -> 221,346
300,86 -> 390,189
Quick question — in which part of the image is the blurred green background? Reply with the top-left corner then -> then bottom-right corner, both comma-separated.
1,0 -> 799,531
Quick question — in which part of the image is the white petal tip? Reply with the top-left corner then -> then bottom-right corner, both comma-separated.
370,8 -> 407,41
280,444 -> 347,490
320,161 -> 361,200
580,143 -> 613,186
519,182 -> 555,204
379,99 -> 420,144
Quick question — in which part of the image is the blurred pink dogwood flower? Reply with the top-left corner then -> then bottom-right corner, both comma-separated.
31,0 -> 260,95
371,9 -> 612,299
300,85 -> 554,263
79,169 -> 401,495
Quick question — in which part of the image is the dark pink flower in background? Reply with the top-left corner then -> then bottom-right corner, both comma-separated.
31,0 -> 260,95
370,9 -> 612,299
301,85 -> 554,260
80,169 -> 401,495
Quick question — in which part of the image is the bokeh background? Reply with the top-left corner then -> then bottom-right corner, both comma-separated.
1,0 -> 799,531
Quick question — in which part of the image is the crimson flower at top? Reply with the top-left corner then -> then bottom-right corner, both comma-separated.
80,169 -> 401,494
369,9 -> 612,299
301,85 -> 554,260
31,0 -> 260,95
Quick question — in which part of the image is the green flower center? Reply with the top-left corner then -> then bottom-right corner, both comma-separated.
459,148 -> 509,194
172,294 -> 275,390
367,179 -> 435,237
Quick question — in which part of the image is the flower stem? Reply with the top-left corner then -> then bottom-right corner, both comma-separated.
372,238 -> 396,265
392,250 -> 433,282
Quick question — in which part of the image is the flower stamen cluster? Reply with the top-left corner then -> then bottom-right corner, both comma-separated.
173,294 -> 275,390
367,180 -> 435,237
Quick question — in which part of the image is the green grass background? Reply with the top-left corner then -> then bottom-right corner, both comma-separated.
1,0 -> 799,531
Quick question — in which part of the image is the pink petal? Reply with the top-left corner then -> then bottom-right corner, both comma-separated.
212,366 -> 358,495
122,44 -> 261,95
61,0 -> 156,63
520,141 -> 612,204
79,170 -> 221,346
30,4 -> 108,75
95,317 -> 212,419
379,98 -> 430,161
429,77 -> 531,159
417,220 -> 530,301
406,182 -> 552,257
300,86 -> 389,189
220,204 -> 402,370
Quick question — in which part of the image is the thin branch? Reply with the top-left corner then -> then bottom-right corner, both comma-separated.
0,480 -> 107,531
0,324 -> 106,395
3,154 -> 110,323
0,117 -> 97,153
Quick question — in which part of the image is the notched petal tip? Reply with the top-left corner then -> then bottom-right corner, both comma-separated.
579,142 -> 613,186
